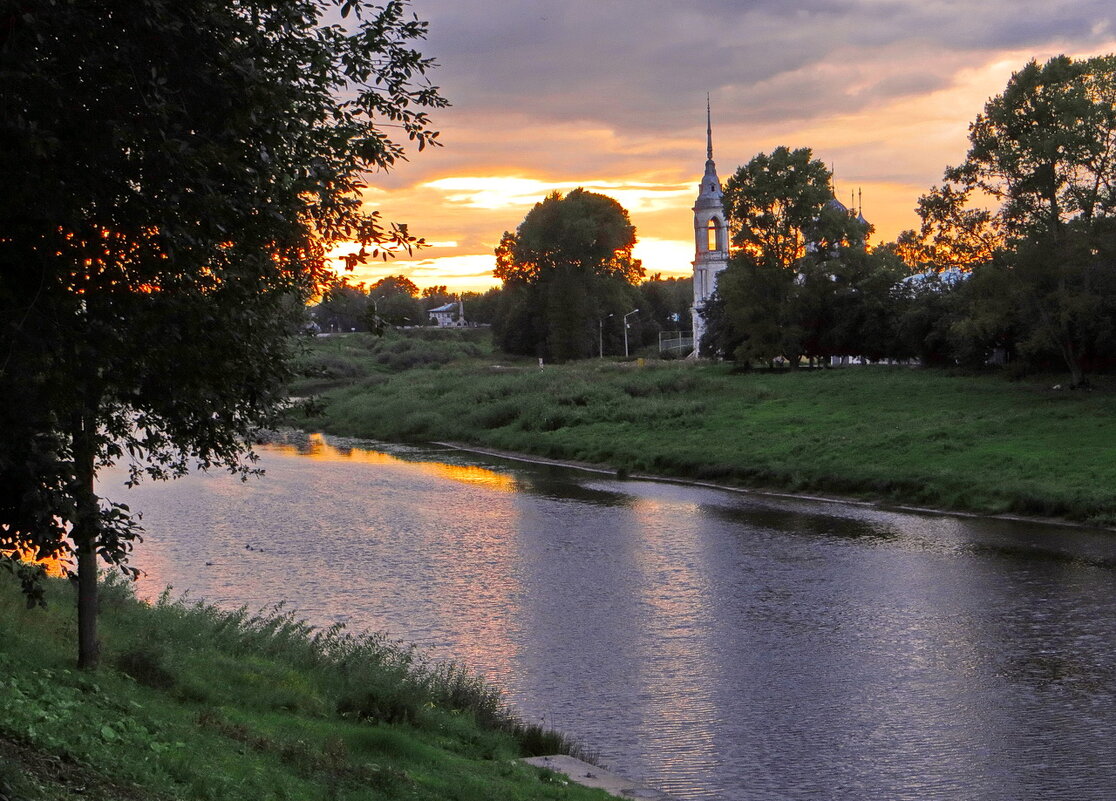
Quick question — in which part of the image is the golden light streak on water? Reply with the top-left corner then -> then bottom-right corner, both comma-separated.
270,433 -> 517,493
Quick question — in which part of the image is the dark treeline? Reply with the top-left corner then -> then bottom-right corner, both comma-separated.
311,274 -> 477,332
703,54 -> 1116,386
308,54 -> 1116,386
478,54 -> 1116,387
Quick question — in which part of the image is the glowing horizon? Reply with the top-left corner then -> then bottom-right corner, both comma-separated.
332,3 -> 1116,294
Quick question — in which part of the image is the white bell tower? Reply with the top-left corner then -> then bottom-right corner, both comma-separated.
691,97 -> 729,352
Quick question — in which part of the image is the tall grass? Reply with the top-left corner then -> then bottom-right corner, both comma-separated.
0,573 -> 602,801
289,329 -> 494,396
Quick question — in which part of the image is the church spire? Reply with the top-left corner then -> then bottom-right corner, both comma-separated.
706,93 -> 713,161
691,95 -> 728,356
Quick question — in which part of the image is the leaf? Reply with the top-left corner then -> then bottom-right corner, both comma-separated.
101,724 -> 118,741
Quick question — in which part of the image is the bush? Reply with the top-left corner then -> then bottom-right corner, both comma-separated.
115,645 -> 176,690
336,682 -> 422,725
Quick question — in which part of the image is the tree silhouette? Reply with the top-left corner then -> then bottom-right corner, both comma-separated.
0,0 -> 445,668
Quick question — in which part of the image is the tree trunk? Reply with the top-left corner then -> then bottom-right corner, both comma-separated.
71,415 -> 100,670
1059,337 -> 1086,389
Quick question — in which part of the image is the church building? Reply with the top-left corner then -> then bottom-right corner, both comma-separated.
688,105 -> 869,355
690,101 -> 729,350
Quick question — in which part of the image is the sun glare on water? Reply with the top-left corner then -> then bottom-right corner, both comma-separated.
267,434 -> 516,493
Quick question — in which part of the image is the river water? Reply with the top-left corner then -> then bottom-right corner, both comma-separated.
101,435 -> 1116,801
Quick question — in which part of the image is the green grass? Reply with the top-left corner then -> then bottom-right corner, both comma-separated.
0,572 -> 606,801
290,329 -> 495,396
286,333 -> 1116,526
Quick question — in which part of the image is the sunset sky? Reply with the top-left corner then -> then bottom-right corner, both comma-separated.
347,0 -> 1116,292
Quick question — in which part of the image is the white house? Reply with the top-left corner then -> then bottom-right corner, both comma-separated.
428,299 -> 466,327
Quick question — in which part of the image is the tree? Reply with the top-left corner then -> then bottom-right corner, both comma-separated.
493,189 -> 643,360
704,257 -> 800,364
420,284 -> 458,322
0,0 -> 445,668
722,147 -> 837,270
314,276 -> 373,332
421,284 -> 451,302
639,275 -> 692,328
919,54 -> 1116,385
459,287 -> 502,325
371,274 -> 421,299
902,186 -> 1005,272
707,147 -> 871,363
369,275 -> 423,326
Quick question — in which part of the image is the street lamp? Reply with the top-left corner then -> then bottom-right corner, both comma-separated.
623,308 -> 640,357
599,313 -> 614,358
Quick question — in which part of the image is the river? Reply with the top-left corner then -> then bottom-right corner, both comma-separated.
101,434 -> 1116,801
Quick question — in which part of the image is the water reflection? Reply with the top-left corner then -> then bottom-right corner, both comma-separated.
100,437 -> 1116,801
628,496 -> 722,798
277,432 -> 517,492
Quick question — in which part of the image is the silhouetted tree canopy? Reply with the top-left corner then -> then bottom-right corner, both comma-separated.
314,276 -> 373,332
493,189 -> 644,360
0,0 -> 445,668
707,148 -> 884,364
912,54 -> 1116,385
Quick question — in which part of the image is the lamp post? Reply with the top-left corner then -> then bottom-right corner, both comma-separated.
599,313 -> 614,358
623,308 -> 639,357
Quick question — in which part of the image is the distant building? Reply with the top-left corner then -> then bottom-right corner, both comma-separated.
690,99 -> 729,351
689,104 -> 870,355
428,299 -> 466,327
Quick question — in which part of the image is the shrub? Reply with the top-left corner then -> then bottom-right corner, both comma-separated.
115,645 -> 176,690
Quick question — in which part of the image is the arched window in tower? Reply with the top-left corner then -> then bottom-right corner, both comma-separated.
707,219 -> 717,252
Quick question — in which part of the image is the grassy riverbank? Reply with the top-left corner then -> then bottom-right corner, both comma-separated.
0,573 -> 607,801
290,331 -> 1116,526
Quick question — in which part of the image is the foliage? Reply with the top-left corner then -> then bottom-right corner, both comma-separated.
312,275 -> 374,333
0,0 -> 445,667
0,573 -> 603,800
493,189 -> 644,360
721,146 -> 867,269
890,270 -> 970,365
637,275 -> 694,349
370,275 -> 425,327
911,54 -> 1116,385
902,185 -> 1005,272
703,256 -> 800,364
372,275 -> 420,298
707,147 -> 888,363
421,283 -> 458,315
459,286 -> 503,325
494,189 -> 643,285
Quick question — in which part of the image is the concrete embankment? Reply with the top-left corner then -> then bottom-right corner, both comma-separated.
522,756 -> 680,800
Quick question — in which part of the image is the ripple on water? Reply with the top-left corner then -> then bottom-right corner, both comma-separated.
107,442 -> 1116,801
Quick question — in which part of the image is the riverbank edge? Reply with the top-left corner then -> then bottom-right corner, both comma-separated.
428,440 -> 1114,534
288,338 -> 1116,526
0,574 -> 617,801
522,756 -> 680,801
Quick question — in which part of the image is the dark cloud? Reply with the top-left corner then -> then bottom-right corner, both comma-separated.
413,0 -> 1116,134
353,0 -> 1116,287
